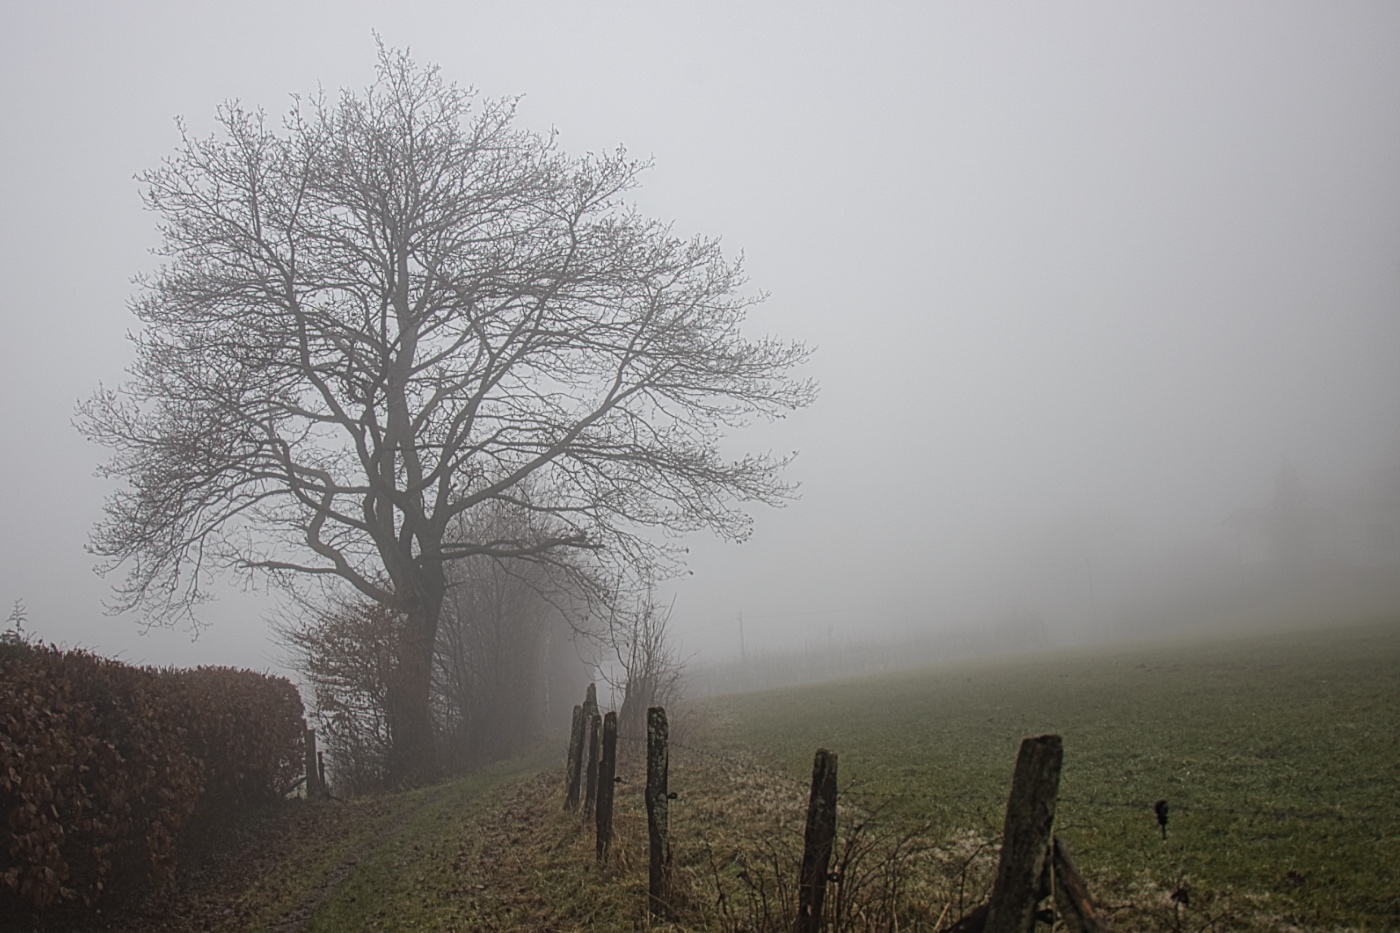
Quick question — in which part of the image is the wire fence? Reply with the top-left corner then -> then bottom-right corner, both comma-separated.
607,729 -> 1375,828
565,710 -> 1132,932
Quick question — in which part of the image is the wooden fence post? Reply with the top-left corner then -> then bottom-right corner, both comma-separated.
984,734 -> 1063,933
1052,836 -> 1111,933
565,703 -> 584,811
796,748 -> 839,933
646,706 -> 672,918
584,711 -> 602,819
596,710 -> 618,864
304,727 -> 321,800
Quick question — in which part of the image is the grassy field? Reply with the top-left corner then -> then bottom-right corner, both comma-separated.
34,618 -> 1396,933
694,618 -> 1400,930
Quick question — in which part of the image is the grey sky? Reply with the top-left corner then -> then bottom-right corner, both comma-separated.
2,2 -> 1398,671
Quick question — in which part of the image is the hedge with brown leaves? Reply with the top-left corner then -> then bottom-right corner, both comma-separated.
0,642 -> 304,912
161,665 -> 305,815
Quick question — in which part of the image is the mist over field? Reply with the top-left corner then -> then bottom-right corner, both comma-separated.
1,2 -> 1398,680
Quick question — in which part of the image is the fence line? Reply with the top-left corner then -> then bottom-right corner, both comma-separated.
557,683 -> 1125,932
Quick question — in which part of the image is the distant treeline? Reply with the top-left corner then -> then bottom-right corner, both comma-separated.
688,616 -> 1049,696
690,561 -> 1400,696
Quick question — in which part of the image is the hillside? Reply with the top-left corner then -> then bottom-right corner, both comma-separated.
701,617 -> 1400,930
19,617 -> 1397,933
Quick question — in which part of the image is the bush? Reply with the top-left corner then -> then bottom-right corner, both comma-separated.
0,641 -> 305,912
163,666 -> 305,813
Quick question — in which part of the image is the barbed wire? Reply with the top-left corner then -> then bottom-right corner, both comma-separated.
570,728 -> 1380,826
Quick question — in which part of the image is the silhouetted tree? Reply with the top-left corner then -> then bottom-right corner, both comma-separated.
79,45 -> 813,781
604,586 -> 685,743
1270,462 -> 1313,566
278,598 -> 400,793
433,498 -> 593,769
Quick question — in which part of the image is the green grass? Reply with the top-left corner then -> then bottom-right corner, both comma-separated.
698,619 -> 1400,929
60,621 -> 1396,932
302,748 -> 555,933
301,747 -> 660,932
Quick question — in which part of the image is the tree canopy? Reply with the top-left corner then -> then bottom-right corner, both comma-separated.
79,46 -> 814,776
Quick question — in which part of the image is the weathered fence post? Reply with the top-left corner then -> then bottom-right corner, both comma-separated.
984,734 -> 1063,933
1052,836 -> 1111,933
796,748 -> 839,933
584,711 -> 602,819
646,706 -> 672,918
565,685 -> 597,811
596,710 -> 618,864
564,703 -> 584,811
304,727 -> 322,800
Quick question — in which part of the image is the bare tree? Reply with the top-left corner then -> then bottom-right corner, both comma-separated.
78,45 -> 813,779
604,587 -> 686,744
278,598 -> 400,793
280,499 -> 590,790
433,498 -> 594,770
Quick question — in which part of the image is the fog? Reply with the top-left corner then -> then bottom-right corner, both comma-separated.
2,3 -> 1398,680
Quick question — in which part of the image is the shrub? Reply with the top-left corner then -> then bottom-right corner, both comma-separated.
163,666 -> 305,813
0,641 -> 305,912
0,642 -> 201,908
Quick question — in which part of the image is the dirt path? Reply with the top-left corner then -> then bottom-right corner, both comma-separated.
265,781 -> 463,933
17,762 -> 555,933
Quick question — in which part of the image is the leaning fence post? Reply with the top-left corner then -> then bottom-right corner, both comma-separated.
564,703 -> 584,811
584,711 -> 602,819
984,734 -> 1063,933
646,706 -> 672,918
1052,836 -> 1111,933
596,711 -> 618,864
796,748 -> 839,933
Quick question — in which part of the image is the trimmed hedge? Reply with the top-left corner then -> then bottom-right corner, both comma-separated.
0,641 -> 305,911
162,665 -> 305,815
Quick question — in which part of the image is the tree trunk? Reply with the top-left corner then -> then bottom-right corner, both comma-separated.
386,581 -> 444,784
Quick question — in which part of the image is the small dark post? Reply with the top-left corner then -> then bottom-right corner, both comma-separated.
584,682 -> 598,718
1052,836 -> 1111,933
984,734 -> 1063,933
564,703 -> 584,811
596,711 -> 618,864
304,727 -> 321,800
646,706 -> 672,918
584,711 -> 602,819
796,748 -> 839,933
